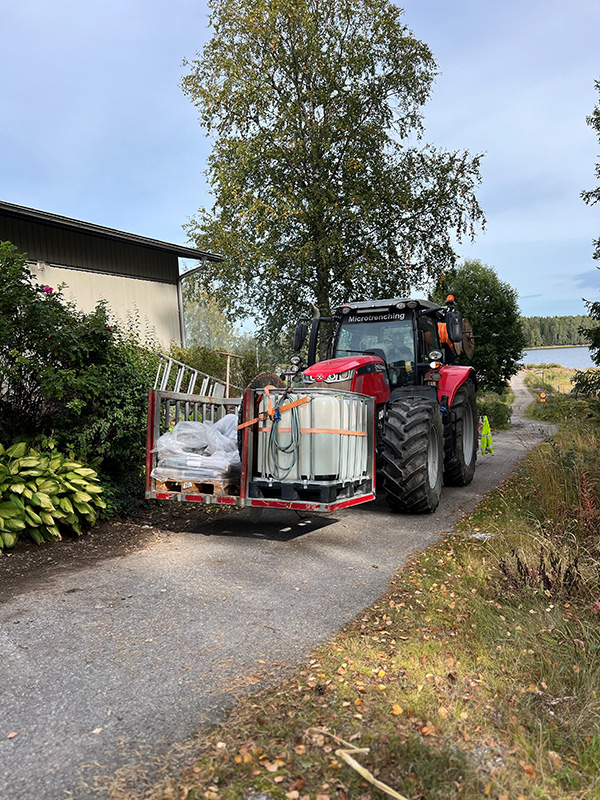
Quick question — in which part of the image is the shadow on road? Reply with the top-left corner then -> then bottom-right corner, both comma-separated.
192,508 -> 338,541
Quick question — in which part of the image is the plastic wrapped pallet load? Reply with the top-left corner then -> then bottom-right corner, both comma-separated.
254,388 -> 370,484
151,414 -> 240,484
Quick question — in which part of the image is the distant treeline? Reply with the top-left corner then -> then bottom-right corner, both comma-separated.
520,315 -> 591,348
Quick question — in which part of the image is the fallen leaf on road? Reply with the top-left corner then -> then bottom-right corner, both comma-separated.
7,732 -> 18,740
92,727 -> 103,734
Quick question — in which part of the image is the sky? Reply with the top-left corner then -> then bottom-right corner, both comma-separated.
1,0 -> 599,318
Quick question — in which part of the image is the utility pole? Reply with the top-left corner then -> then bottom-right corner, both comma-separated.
218,351 -> 244,397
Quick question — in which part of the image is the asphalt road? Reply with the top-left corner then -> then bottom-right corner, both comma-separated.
0,373 -> 553,800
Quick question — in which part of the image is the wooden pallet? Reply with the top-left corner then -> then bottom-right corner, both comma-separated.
154,479 -> 240,497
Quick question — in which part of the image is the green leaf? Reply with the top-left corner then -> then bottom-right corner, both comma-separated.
19,457 -> 42,468
10,483 -> 25,495
73,501 -> 93,516
59,497 -> 74,514
36,493 -> 55,510
0,503 -> 21,519
37,480 -> 60,494
62,461 -> 84,470
29,529 -> 44,545
74,468 -> 97,478
42,526 -> 61,542
73,491 -> 92,503
8,495 -> 25,510
25,507 -> 43,526
1,531 -> 18,548
6,442 -> 27,459
5,517 -> 26,532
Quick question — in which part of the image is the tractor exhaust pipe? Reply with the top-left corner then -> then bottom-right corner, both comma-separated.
308,304 -> 321,366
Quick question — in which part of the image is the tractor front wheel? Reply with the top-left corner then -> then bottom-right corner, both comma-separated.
443,380 -> 478,486
382,398 -> 444,514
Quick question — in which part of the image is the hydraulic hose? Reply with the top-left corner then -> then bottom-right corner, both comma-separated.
266,393 -> 302,480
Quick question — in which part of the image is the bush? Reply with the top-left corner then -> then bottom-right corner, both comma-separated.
0,241 -> 157,480
526,394 -> 599,424
477,393 -> 512,430
0,441 -> 106,550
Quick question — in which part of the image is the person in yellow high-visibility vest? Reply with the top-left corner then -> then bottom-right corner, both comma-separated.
480,415 -> 494,454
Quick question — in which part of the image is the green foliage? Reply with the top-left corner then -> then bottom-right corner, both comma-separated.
0,442 -> 105,550
0,241 -> 157,478
527,394 -> 598,423
476,392 -> 512,430
572,365 -> 600,396
572,82 -> 600,395
571,284 -> 600,396
100,472 -> 148,520
581,79 -> 600,260
520,315 -> 591,347
436,259 -> 527,393
182,0 -> 484,343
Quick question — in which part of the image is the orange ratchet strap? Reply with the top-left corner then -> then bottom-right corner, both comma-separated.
237,390 -> 311,431
257,427 -> 366,436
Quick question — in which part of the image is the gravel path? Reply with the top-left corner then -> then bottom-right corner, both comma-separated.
0,373 -> 553,800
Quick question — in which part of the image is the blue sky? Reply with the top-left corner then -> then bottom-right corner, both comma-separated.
1,0 -> 598,317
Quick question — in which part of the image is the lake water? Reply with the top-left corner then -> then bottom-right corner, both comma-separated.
522,346 -> 595,370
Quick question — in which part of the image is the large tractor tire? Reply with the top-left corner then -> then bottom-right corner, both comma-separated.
443,380 -> 477,486
382,398 -> 444,514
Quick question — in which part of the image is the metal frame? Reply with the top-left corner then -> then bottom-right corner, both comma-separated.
146,387 -> 377,512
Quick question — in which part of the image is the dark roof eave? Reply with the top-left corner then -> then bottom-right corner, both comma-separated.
0,200 -> 224,263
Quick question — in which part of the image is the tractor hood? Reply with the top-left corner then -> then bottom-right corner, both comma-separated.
303,354 -> 384,382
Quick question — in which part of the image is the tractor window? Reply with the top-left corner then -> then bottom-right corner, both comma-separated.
335,315 -> 415,362
417,314 -> 440,357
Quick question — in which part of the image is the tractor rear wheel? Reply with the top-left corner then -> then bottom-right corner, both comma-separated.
382,398 -> 444,514
443,380 -> 477,486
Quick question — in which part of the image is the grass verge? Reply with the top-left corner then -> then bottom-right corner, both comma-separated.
119,399 -> 600,800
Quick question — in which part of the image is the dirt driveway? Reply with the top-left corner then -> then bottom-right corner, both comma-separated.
0,373 -> 552,800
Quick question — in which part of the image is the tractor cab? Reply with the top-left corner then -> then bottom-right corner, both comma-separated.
295,297 -> 466,403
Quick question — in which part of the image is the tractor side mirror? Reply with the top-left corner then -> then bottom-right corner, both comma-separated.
445,310 -> 464,343
293,322 -> 308,351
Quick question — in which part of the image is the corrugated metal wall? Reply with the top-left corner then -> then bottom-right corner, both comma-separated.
0,212 -> 179,283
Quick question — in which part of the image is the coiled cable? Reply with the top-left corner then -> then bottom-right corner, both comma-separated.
267,392 -> 302,480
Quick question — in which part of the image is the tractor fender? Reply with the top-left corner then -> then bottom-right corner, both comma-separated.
437,365 -> 477,408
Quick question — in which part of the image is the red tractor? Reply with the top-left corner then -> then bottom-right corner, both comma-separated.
292,295 -> 477,513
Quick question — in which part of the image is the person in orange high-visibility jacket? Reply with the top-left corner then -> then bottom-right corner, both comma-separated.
438,322 -> 456,364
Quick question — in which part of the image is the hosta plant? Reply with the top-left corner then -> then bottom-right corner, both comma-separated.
0,442 -> 106,550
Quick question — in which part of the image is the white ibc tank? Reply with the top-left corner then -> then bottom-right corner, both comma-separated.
255,388 -> 369,483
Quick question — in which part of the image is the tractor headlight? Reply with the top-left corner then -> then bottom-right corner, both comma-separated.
325,370 -> 353,383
